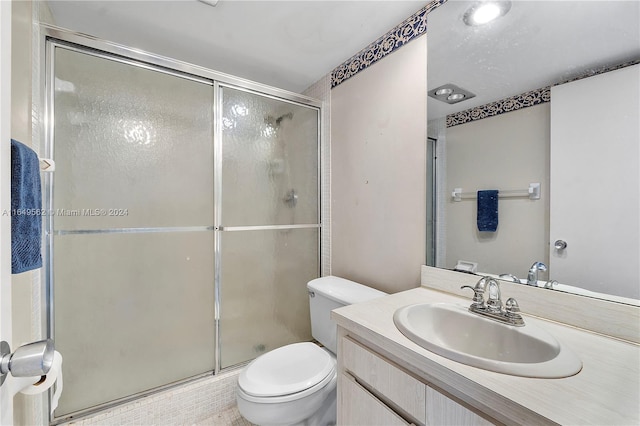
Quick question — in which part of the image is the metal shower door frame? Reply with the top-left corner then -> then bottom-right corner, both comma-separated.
41,25 -> 321,424
212,80 -> 322,374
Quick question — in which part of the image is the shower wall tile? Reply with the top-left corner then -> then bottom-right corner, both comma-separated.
68,369 -> 242,426
303,75 -> 331,277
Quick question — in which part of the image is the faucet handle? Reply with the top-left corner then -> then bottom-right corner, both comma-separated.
460,285 -> 486,310
505,298 -> 525,326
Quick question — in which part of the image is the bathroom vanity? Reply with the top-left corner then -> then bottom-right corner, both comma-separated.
332,267 -> 640,425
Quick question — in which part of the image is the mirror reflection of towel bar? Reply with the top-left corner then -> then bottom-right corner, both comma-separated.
452,183 -> 540,201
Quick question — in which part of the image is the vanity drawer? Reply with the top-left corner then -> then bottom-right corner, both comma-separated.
340,373 -> 412,426
342,336 -> 426,424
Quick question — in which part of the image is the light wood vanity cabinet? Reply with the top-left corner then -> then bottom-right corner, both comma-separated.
338,334 -> 494,426
333,282 -> 640,426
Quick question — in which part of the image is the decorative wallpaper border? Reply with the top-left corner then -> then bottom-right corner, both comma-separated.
447,59 -> 640,127
330,0 -> 447,89
446,87 -> 550,127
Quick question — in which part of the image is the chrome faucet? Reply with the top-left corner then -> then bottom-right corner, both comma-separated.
527,261 -> 547,286
461,276 -> 525,326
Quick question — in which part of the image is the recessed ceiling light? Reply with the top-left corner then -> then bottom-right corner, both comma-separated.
429,84 -> 476,104
435,88 -> 454,96
463,1 -> 511,26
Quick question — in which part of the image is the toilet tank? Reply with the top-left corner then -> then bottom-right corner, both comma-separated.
307,276 -> 386,354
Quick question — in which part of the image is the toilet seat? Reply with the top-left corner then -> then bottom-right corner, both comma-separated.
237,368 -> 336,404
238,342 -> 336,402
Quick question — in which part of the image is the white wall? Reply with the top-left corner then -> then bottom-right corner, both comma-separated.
444,104 -> 549,276
330,35 -> 427,294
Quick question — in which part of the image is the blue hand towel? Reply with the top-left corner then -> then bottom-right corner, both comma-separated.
477,190 -> 498,232
10,139 -> 42,274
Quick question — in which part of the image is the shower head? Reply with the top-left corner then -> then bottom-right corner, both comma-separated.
265,112 -> 294,128
275,112 -> 293,126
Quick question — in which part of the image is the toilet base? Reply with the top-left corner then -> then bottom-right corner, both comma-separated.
302,389 -> 335,426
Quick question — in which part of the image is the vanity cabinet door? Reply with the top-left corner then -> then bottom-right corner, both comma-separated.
339,334 -> 497,426
342,337 -> 426,423
340,373 -> 412,426
425,387 -> 494,426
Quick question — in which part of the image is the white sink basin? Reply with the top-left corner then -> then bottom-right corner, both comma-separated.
393,303 -> 582,378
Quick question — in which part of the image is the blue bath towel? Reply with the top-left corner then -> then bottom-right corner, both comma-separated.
11,139 -> 42,274
477,190 -> 498,232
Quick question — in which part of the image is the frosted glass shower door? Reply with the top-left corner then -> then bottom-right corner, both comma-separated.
50,46 -> 215,417
218,86 -> 320,368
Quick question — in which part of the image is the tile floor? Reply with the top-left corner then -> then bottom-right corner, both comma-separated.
193,405 -> 254,426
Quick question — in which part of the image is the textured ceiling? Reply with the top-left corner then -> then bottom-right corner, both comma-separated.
427,0 -> 640,119
46,1 -> 639,104
47,0 -> 429,93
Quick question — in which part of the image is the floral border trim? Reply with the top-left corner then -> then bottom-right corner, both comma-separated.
330,0 -> 447,89
447,59 -> 640,127
446,87 -> 550,127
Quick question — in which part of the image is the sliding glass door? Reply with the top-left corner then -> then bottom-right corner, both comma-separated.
217,86 -> 320,368
50,46 -> 216,416
46,39 -> 321,420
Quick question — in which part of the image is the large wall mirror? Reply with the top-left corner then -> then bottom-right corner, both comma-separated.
427,0 -> 639,304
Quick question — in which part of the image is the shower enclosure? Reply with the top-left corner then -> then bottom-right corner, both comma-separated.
44,30 -> 320,421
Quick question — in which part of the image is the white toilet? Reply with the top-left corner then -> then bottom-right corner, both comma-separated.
236,276 -> 386,426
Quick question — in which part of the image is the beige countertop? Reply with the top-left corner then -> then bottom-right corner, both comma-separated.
332,287 -> 640,426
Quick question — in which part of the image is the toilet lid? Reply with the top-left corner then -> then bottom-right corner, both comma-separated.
238,342 -> 336,397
